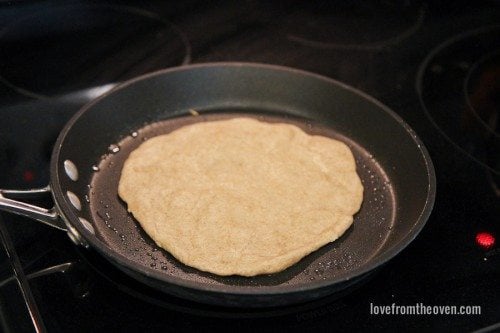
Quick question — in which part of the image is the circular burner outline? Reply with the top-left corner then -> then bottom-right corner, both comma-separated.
416,25 -> 500,175
287,5 -> 426,51
463,50 -> 500,139
0,4 -> 191,100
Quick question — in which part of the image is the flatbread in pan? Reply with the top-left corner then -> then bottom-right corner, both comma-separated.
44,63 -> 434,306
118,117 -> 363,276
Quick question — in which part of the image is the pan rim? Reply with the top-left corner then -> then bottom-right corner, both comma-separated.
50,62 -> 436,297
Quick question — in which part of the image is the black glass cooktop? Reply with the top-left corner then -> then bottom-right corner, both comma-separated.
0,1 -> 499,332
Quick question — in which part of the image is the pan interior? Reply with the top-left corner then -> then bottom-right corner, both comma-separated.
87,110 -> 396,288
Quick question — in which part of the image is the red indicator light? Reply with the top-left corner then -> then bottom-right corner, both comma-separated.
23,170 -> 35,182
475,232 -> 496,250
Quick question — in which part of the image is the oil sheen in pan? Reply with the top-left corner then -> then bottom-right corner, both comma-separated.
89,111 -> 396,286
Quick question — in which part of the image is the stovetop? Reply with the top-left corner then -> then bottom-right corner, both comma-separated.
0,1 -> 499,332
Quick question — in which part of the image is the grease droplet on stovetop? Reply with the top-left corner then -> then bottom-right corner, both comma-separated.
92,165 -> 100,172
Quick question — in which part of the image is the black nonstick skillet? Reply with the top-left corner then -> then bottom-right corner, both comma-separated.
0,63 -> 435,307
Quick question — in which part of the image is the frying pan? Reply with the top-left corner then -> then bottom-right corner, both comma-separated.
0,63 -> 435,307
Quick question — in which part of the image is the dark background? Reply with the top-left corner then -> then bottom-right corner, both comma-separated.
0,1 -> 499,332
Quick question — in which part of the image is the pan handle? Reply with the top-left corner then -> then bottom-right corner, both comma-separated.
0,186 -> 67,231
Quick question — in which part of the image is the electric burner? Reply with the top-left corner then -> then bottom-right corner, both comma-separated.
465,51 -> 500,139
417,26 -> 500,178
284,1 -> 425,51
0,4 -> 190,99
